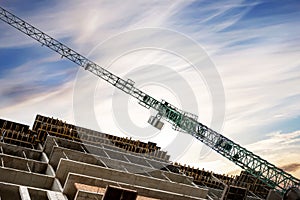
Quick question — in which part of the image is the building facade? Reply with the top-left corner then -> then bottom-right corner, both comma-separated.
0,115 -> 274,200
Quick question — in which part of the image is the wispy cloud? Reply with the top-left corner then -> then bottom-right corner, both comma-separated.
0,54 -> 76,108
180,130 -> 300,178
281,163 -> 300,173
245,130 -> 300,178
246,131 -> 300,155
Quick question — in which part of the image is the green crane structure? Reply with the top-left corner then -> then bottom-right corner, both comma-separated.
0,6 -> 299,196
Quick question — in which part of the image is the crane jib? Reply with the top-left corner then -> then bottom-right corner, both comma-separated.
0,6 -> 299,196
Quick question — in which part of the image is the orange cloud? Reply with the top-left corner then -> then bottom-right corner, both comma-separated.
281,163 -> 300,173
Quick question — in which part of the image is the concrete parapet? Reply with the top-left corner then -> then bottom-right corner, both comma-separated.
56,159 -> 208,199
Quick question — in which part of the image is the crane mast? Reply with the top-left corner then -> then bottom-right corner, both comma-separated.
0,6 -> 299,196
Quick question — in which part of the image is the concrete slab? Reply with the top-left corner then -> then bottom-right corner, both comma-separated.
63,173 -> 207,200
1,154 -> 48,174
0,143 -> 42,161
49,145 -> 188,185
124,154 -> 152,168
104,149 -> 129,162
163,170 -> 193,185
49,146 -> 105,170
0,167 -> 54,190
55,138 -> 85,153
57,159 -> 208,199
84,145 -> 109,158
47,136 -> 171,169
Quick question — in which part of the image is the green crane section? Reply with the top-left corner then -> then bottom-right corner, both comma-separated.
0,6 -> 299,195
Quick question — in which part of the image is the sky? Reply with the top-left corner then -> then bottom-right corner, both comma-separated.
0,0 -> 300,179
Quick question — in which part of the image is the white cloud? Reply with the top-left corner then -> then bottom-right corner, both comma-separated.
246,130 -> 300,178
0,81 -> 75,126
246,131 -> 300,156
177,130 -> 300,178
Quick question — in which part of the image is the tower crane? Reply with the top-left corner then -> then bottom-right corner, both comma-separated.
0,6 -> 299,197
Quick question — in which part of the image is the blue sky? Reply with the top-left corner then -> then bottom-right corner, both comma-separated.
0,0 -> 300,177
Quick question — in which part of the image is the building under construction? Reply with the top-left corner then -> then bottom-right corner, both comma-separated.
0,114 -> 282,200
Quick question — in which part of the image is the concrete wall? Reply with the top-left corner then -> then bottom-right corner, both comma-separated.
56,159 -> 208,199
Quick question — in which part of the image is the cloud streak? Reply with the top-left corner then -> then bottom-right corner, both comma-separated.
281,163 -> 300,173
245,130 -> 300,178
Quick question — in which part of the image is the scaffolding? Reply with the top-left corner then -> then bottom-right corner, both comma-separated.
0,119 -> 37,149
174,163 -> 270,199
32,114 -> 169,160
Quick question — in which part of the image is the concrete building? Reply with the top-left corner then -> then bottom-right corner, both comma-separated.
0,114 -> 273,200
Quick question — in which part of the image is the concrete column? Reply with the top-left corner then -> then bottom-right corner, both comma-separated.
19,186 -> 31,200
41,152 -> 49,163
46,164 -> 55,176
51,178 -> 64,192
47,191 -> 67,200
